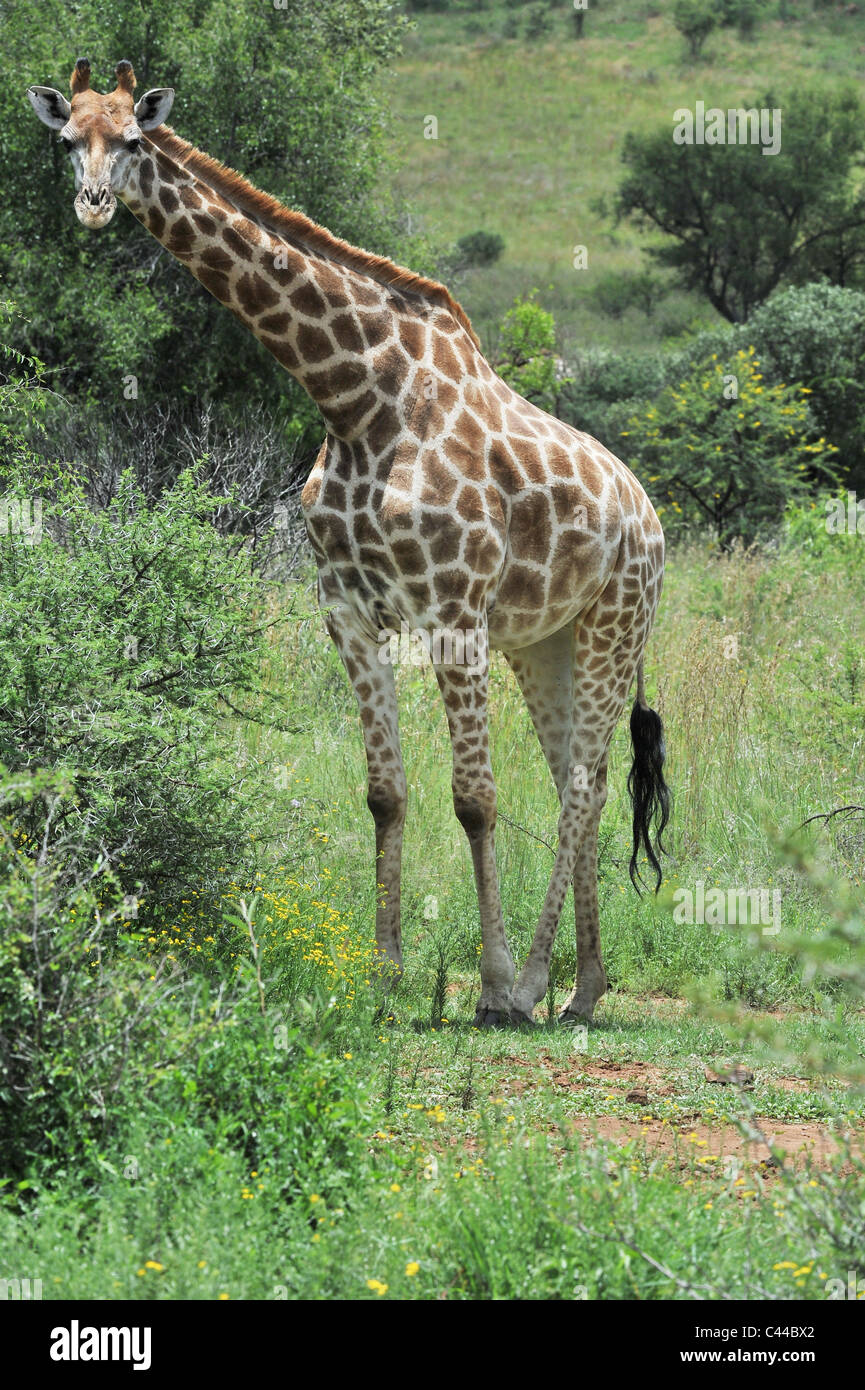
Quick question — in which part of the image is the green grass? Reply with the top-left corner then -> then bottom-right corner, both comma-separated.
2,989 -> 861,1300
380,1 -> 865,351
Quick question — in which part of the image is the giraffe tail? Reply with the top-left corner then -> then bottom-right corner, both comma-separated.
627,659 -> 670,894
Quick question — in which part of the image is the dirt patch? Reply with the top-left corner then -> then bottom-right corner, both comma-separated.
510,1052 -> 666,1083
489,1054 -> 830,1099
567,1115 -> 862,1171
548,1059 -> 668,1091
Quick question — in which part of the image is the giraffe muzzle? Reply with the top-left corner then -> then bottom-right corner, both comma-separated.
74,183 -> 117,229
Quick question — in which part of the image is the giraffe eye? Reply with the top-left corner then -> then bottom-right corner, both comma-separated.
60,134 -> 73,151
126,136 -> 141,153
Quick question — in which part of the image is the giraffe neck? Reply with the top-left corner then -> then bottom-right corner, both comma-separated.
119,136 -> 427,445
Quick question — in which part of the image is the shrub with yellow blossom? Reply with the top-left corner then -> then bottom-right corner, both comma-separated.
141,865 -> 388,1009
621,348 -> 837,546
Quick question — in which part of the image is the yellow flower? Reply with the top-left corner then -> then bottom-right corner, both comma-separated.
405,1262 -> 420,1277
367,1278 -> 388,1296
390,1183 -> 401,1194
218,1293 -> 230,1301
310,1193 -> 321,1204
144,1261 -> 164,1272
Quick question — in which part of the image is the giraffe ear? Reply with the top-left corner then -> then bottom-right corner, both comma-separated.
133,88 -> 175,130
27,86 -> 72,129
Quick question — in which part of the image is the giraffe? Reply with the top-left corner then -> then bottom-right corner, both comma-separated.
27,59 -> 671,1026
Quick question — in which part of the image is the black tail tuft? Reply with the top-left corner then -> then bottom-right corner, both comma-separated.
627,701 -> 670,894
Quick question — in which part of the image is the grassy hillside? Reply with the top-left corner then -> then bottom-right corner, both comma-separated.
381,1 -> 865,352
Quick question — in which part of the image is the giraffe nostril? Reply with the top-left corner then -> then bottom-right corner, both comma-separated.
80,186 -> 112,207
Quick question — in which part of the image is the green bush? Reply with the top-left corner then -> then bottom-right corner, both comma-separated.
523,3 -> 553,39
495,290 -> 568,413
0,765 -> 245,1176
0,464 -> 284,907
718,0 -> 768,36
558,347 -> 667,444
622,346 -> 837,544
741,285 -> 865,490
672,285 -> 865,488
0,344 -> 288,912
588,269 -> 666,320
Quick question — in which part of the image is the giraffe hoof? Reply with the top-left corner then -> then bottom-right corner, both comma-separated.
474,1006 -> 506,1029
558,1006 -> 592,1027
508,1007 -> 536,1028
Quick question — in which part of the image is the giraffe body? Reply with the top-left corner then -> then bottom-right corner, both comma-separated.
27,61 -> 669,1025
302,382 -> 636,653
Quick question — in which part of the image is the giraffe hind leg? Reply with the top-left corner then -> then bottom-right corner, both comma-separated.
504,625 -> 574,1023
509,560 -> 662,1024
506,625 -> 613,1026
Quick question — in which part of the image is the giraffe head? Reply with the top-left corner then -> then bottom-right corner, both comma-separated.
27,58 -> 174,229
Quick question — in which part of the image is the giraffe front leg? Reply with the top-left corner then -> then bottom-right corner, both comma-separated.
325,610 -> 407,979
434,655 -> 515,1026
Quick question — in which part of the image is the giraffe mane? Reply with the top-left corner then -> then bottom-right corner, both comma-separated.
146,126 -> 480,349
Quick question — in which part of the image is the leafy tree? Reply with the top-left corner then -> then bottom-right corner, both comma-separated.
621,347 -> 838,545
615,87 -> 865,322
1,0 -> 420,413
672,0 -> 717,59
455,230 -> 505,268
